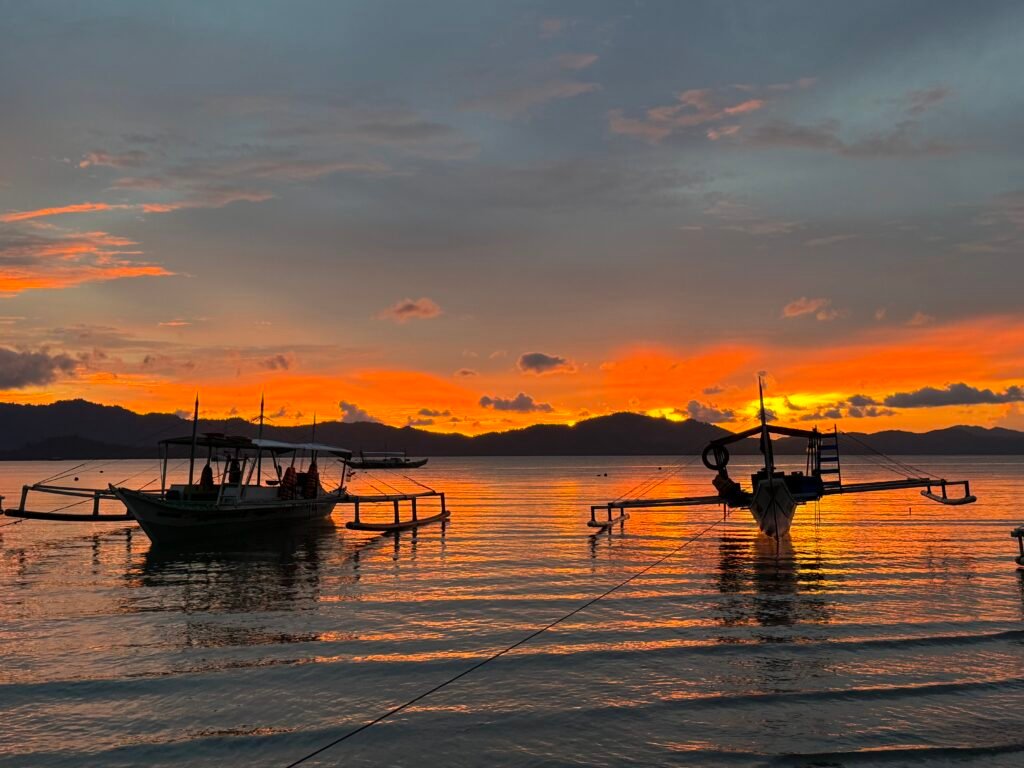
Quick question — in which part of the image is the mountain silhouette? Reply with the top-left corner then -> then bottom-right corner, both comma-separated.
1,399 -> 1022,459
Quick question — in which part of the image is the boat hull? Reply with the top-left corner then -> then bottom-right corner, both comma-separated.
749,477 -> 797,538
111,487 -> 340,546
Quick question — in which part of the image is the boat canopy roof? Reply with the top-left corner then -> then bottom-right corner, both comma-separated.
252,438 -> 352,458
160,433 -> 352,458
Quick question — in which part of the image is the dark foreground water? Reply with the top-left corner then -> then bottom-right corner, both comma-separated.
1,456 -> 1022,767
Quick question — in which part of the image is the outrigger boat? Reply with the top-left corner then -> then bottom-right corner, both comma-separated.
111,433 -> 352,545
3,398 -> 451,544
348,450 -> 428,470
589,378 -> 976,537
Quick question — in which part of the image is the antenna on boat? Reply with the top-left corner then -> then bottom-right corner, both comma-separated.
758,375 -> 774,475
257,392 -> 265,486
187,393 -> 199,497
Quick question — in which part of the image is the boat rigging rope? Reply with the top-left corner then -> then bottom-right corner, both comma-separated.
282,514 -> 726,767
838,431 -> 934,479
611,455 -> 700,504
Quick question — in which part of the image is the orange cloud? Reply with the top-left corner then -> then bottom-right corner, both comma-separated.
0,202 -> 127,222
0,228 -> 171,296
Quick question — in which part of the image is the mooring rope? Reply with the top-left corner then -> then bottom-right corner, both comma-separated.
282,514 -> 726,767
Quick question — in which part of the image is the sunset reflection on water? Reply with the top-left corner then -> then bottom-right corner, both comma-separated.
1,456 -> 1022,766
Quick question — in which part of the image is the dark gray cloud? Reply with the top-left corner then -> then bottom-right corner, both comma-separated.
883,383 -> 1024,408
418,407 -> 451,417
847,406 -> 895,418
260,354 -> 290,370
848,394 -> 878,407
0,348 -> 76,388
479,393 -> 553,413
518,352 -> 572,374
685,400 -> 735,423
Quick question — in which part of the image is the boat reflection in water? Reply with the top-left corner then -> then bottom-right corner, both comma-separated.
714,532 -> 836,630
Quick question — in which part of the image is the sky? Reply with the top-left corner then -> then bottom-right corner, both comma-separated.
1,0 -> 1023,435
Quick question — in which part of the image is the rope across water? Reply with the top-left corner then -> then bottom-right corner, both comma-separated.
282,514 -> 726,767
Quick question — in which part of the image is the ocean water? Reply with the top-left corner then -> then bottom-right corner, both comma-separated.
1,455 -> 1022,767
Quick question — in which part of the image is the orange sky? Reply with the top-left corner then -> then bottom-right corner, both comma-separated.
3,313 -> 1023,435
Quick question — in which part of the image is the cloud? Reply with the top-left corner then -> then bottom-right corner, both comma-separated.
609,88 -> 767,143
406,417 -> 434,427
0,226 -> 171,296
904,86 -> 950,116
418,407 -> 451,417
702,197 -> 800,236
539,18 -> 567,38
78,150 -> 148,169
907,311 -> 934,326
883,383 -> 1024,408
479,392 -> 553,413
685,400 -> 735,423
158,319 -> 190,327
454,368 -> 478,377
782,297 -> 838,321
555,53 -> 598,71
338,400 -> 380,423
847,394 -> 877,407
804,234 -> 857,247
706,125 -> 740,141
376,297 -> 442,323
260,354 -> 291,370
702,385 -> 725,395
518,351 -> 574,374
741,118 -> 954,157
2,188 -> 272,224
608,79 -> 813,144
1,202 -> 128,223
847,405 -> 895,418
0,348 -> 76,389
463,80 -> 600,118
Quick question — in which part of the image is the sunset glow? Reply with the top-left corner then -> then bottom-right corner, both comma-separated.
1,3 -> 1021,436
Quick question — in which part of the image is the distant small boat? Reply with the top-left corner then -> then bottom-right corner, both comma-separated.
348,451 -> 428,470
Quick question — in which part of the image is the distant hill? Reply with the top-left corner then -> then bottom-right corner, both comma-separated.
1,399 -> 1023,459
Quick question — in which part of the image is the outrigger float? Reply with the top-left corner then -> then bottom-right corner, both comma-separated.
590,378 -> 976,537
2,398 -> 449,545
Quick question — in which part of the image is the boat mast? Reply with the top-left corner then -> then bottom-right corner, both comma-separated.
187,393 -> 199,497
758,375 -> 774,475
257,393 -> 265,486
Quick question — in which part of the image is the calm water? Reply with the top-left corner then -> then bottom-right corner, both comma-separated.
1,456 -> 1022,767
